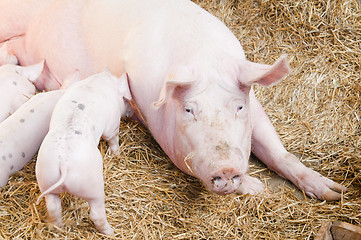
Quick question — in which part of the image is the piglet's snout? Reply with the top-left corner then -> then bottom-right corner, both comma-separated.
209,167 -> 243,195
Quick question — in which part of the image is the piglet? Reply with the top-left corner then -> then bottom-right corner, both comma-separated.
0,42 -> 18,65
0,60 -> 44,122
36,71 -> 132,236
0,71 -> 79,187
0,90 -> 65,187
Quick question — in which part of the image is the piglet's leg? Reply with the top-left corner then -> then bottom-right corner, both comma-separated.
103,129 -> 120,154
88,198 -> 114,236
45,194 -> 63,227
107,134 -> 119,154
249,90 -> 346,201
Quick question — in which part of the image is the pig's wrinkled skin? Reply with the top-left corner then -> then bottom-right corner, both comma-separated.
36,72 -> 132,236
2,0 -> 346,200
0,60 -> 44,123
0,90 -> 65,187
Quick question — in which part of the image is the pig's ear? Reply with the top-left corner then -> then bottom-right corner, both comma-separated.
60,69 -> 81,89
153,80 -> 194,109
239,55 -> 290,86
16,60 -> 45,82
118,73 -> 132,101
0,43 -> 18,65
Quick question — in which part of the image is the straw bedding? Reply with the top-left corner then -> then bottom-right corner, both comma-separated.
0,0 -> 360,239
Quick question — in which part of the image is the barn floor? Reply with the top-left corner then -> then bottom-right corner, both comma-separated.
1,0 -> 360,239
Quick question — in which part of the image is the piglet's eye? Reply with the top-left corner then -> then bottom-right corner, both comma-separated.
185,107 -> 194,114
237,106 -> 243,112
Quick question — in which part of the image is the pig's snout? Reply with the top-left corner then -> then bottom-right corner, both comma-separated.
209,167 -> 242,195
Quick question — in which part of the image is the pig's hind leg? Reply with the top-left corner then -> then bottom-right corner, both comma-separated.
88,198 -> 114,236
79,151 -> 114,235
45,193 -> 63,227
249,90 -> 347,201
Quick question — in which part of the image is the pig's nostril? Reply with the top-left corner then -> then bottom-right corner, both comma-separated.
231,174 -> 241,183
211,176 -> 222,184
232,175 -> 240,180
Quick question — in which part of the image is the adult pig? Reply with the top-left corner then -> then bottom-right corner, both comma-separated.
0,90 -> 65,187
36,72 -> 132,236
4,0 -> 346,200
0,60 -> 44,122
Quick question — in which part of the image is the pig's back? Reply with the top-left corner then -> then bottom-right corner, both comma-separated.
80,0 -> 245,119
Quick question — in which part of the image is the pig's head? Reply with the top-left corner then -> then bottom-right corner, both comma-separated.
0,42 -> 18,66
153,55 -> 290,195
115,73 -> 133,118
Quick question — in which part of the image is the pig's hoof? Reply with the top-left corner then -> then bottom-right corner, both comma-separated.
49,218 -> 63,228
104,228 -> 115,236
296,169 -> 347,201
0,177 -> 9,188
236,175 -> 265,195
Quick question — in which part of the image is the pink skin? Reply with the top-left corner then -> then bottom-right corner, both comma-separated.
0,60 -> 44,123
0,0 -> 53,42
36,72 -> 132,236
0,90 -> 65,187
0,43 -> 18,65
0,71 -> 79,187
1,0 -> 346,200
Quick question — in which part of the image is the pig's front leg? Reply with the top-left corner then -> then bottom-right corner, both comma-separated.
102,128 -> 120,154
249,90 -> 347,201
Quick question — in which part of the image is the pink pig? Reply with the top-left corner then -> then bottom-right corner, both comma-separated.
0,59 -> 44,122
0,90 -> 65,187
36,71 -> 132,236
1,0 -> 346,200
0,71 -> 79,187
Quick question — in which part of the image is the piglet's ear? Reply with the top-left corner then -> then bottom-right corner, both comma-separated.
239,55 -> 290,86
118,73 -> 132,101
153,80 -> 194,109
16,60 -> 45,82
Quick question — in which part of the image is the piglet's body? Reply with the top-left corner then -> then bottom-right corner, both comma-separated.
0,90 -> 65,187
0,60 -> 44,122
36,72 -> 131,236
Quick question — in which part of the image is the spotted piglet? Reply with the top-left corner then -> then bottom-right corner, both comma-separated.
36,71 -> 132,236
0,90 -> 65,187
0,59 -> 44,122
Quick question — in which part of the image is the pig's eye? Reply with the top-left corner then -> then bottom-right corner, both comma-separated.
185,107 -> 194,115
237,106 -> 243,112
